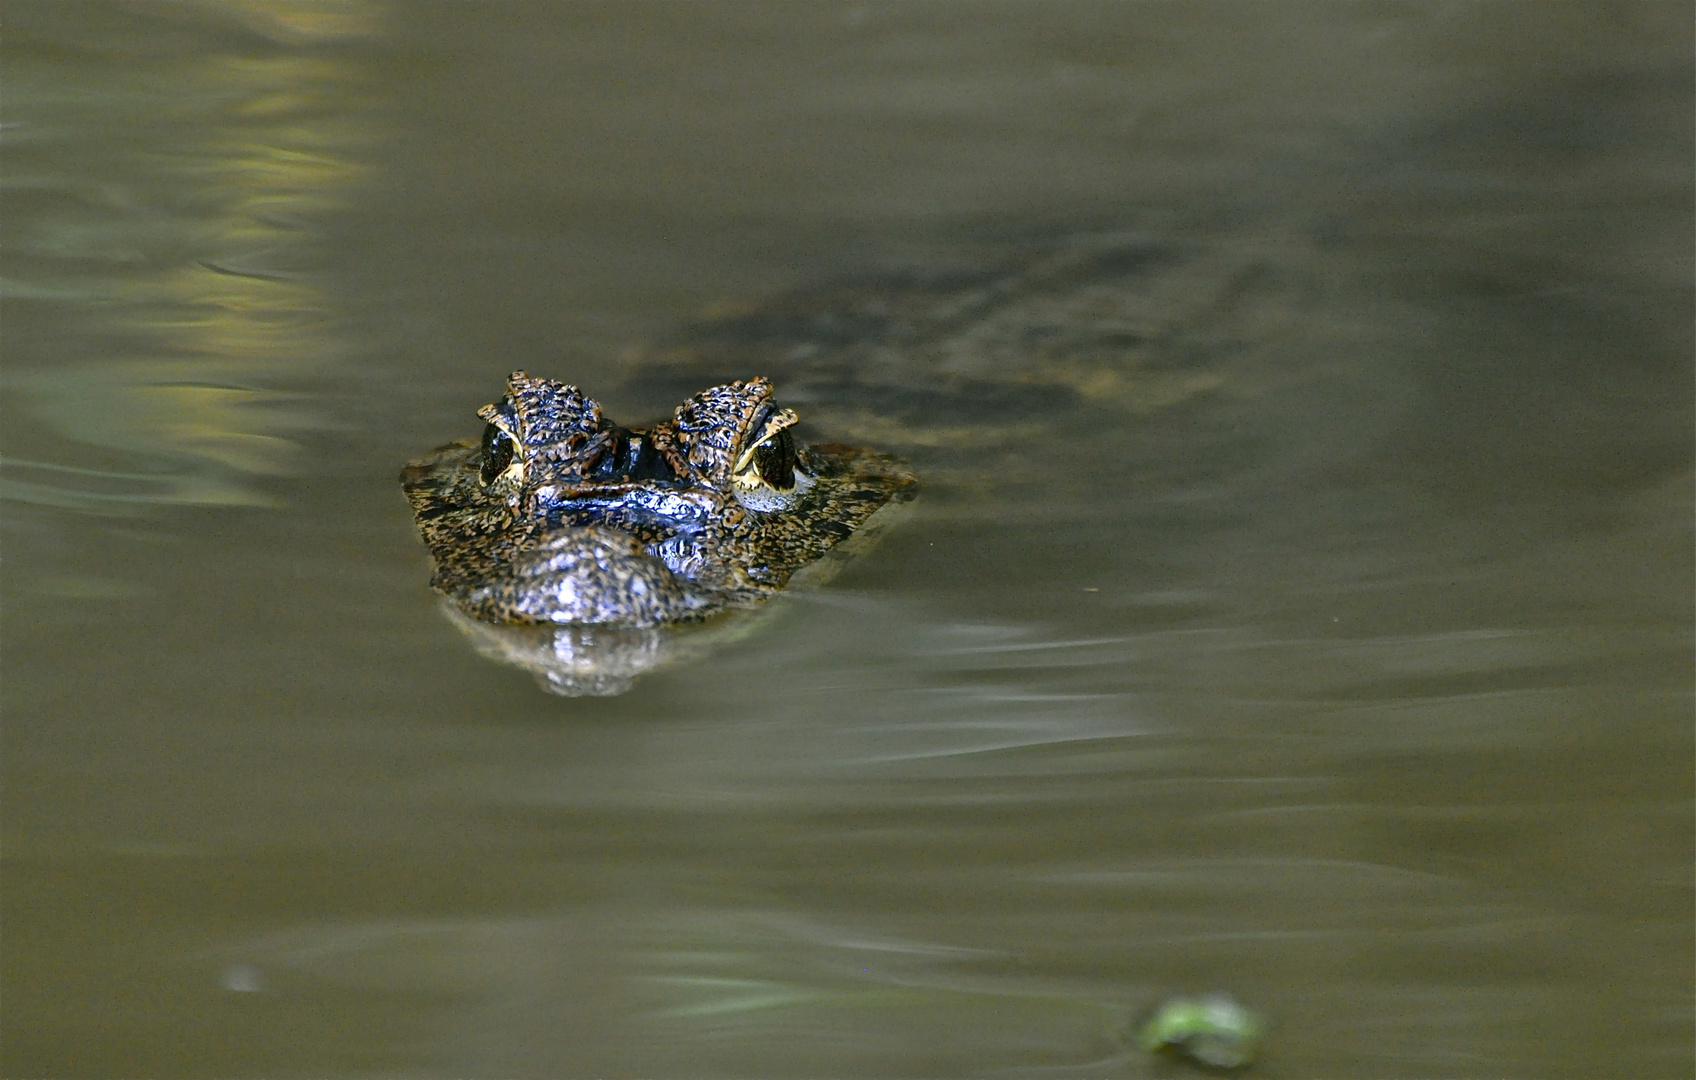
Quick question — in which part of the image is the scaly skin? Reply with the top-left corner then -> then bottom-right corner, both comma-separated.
401,372 -> 916,627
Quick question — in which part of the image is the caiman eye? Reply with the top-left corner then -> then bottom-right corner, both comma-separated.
748,428 -> 796,490
731,406 -> 800,494
479,422 -> 516,485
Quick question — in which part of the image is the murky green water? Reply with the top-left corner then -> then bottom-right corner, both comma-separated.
3,3 -> 1691,1077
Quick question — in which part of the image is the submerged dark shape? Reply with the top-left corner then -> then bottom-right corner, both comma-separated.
401,234 -> 1313,695
401,373 -> 917,636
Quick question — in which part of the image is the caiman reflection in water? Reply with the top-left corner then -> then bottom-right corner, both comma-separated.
402,372 -> 916,694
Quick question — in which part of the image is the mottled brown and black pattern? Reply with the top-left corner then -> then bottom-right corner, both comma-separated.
671,377 -> 776,485
399,438 -> 537,596
713,445 -> 915,588
401,373 -> 915,627
479,372 -> 604,477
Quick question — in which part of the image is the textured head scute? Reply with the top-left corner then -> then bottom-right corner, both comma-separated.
671,377 -> 774,484
478,371 -> 606,473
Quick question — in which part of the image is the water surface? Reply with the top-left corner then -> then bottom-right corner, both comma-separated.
3,3 -> 1691,1077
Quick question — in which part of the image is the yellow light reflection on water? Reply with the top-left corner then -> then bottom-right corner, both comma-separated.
2,1 -> 380,512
